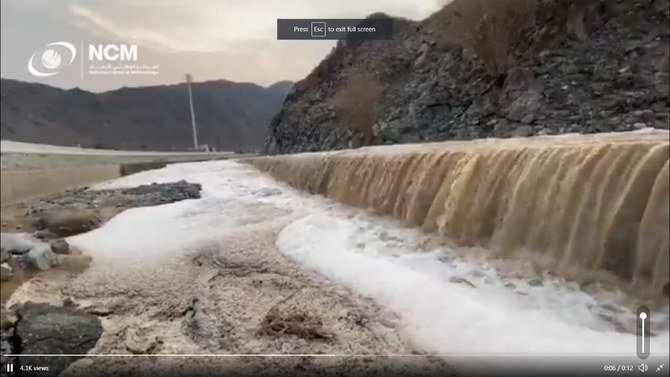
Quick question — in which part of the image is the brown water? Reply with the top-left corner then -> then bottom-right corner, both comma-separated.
251,131 -> 670,297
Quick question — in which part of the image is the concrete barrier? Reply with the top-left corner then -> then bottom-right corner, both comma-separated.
119,161 -> 168,176
1,165 -> 120,206
0,152 -> 259,206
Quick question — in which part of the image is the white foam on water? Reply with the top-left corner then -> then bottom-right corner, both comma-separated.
66,159 -> 669,358
277,213 -> 669,356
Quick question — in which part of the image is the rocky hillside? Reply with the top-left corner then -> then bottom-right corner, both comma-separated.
265,0 -> 669,154
1,78 -> 292,152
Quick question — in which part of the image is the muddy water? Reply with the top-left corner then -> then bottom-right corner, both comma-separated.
251,130 -> 670,297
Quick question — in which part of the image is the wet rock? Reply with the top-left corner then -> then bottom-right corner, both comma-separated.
0,338 -> 13,369
33,229 -> 59,240
256,188 -> 282,197
15,302 -> 103,376
0,263 -> 12,281
98,206 -> 123,222
528,279 -> 544,287
25,182 -> 202,225
0,305 -> 19,370
34,208 -> 101,237
50,238 -> 71,255
24,243 -> 58,271
448,276 -> 477,288
0,306 -> 18,331
120,180 -> 201,204
0,338 -> 11,355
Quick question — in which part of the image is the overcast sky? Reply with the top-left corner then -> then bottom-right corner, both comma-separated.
1,0 -> 442,92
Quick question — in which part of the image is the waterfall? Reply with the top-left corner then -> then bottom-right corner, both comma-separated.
251,130 -> 670,297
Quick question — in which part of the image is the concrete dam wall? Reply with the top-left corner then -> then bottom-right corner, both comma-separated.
251,130 -> 670,297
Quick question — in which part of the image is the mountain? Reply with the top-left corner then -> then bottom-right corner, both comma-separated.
0,78 -> 292,152
265,0 -> 669,154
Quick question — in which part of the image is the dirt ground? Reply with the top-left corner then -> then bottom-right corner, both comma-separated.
1,202 -> 37,233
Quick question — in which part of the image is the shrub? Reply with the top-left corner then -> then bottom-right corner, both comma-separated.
333,74 -> 382,145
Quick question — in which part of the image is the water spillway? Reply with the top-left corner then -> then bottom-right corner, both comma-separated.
251,131 -> 670,297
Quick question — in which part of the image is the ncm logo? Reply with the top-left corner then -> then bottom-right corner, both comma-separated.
27,41 -> 76,77
88,44 -> 137,61
28,42 -> 139,77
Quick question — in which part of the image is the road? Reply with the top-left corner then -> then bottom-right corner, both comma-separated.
1,140 -> 242,171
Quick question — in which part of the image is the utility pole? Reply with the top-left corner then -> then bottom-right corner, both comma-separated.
186,73 -> 199,150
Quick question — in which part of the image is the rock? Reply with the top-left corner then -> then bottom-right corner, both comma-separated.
528,278 -> 544,287
448,276 -> 477,288
34,208 -> 101,237
510,125 -> 535,137
263,1 -> 670,155
0,338 -> 13,367
634,122 -> 647,129
414,43 -> 430,67
0,306 -> 18,331
494,119 -> 511,137
504,67 -> 544,124
15,302 -> 103,376
98,206 -> 122,222
0,249 -> 8,263
654,0 -> 670,13
0,263 -> 12,281
50,238 -> 71,255
381,123 -> 403,143
33,229 -> 59,240
24,243 -> 58,271
256,188 -> 282,197
63,297 -> 77,307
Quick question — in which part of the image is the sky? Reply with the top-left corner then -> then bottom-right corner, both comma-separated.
1,0 -> 443,92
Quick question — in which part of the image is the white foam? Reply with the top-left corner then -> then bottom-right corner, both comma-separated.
67,159 -> 669,357
277,214 -> 669,355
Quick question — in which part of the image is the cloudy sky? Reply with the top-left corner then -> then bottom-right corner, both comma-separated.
1,0 -> 442,92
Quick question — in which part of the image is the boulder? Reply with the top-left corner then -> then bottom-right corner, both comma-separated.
24,243 -> 59,271
50,239 -> 71,255
0,263 -> 12,281
16,302 -> 103,376
34,209 -> 101,237
0,305 -> 18,331
0,249 -> 8,263
511,125 -> 535,137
